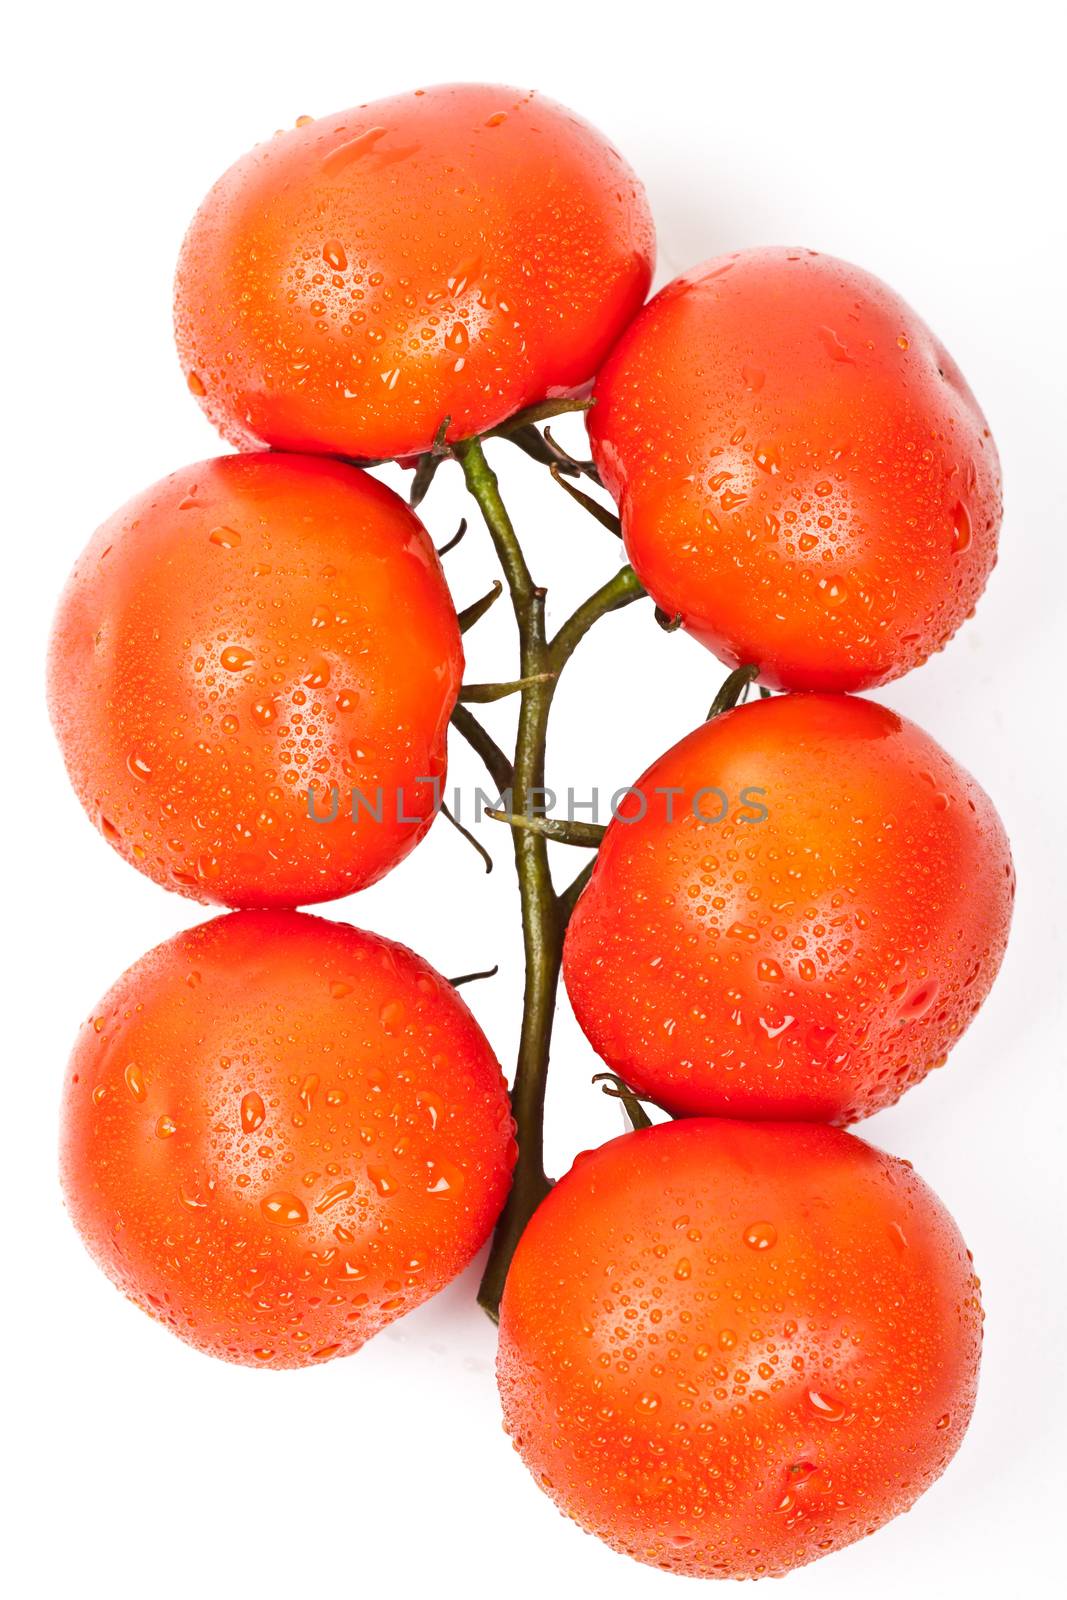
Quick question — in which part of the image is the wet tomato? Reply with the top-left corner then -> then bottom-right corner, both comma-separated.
563,693 -> 1013,1123
175,84 -> 655,461
48,452 -> 462,908
589,248 -> 1001,691
498,1117 -> 982,1578
61,911 -> 515,1368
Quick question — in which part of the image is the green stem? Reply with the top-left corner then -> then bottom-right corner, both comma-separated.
454,436 -> 642,1321
557,858 -> 596,925
486,811 -> 606,848
488,396 -> 593,436
549,564 -> 646,672
449,705 -> 513,792
439,800 -> 493,873
455,437 -> 559,1321
592,1072 -> 654,1132
706,663 -> 760,719
457,580 -> 502,633
436,517 -> 468,557
497,422 -> 582,476
548,464 -> 621,536
460,674 -> 556,704
449,964 -> 499,988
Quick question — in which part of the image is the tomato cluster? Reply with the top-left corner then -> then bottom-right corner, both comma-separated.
50,83 -> 1010,1581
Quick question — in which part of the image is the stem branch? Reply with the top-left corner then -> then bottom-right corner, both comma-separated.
486,810 -> 606,848
450,705 -> 513,793
549,564 -> 646,674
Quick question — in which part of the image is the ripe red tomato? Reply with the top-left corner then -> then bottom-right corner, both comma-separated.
61,911 -> 515,1368
589,248 -> 1001,692
48,452 -> 462,908
563,693 -> 1012,1123
498,1117 -> 982,1578
174,84 -> 655,461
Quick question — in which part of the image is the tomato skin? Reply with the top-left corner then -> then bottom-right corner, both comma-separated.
174,84 -> 655,461
47,452 -> 462,908
498,1118 -> 981,1579
61,911 -> 515,1368
589,248 -> 1001,691
563,694 -> 1013,1123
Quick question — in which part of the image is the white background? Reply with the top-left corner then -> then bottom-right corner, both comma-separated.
5,2 -> 1065,1594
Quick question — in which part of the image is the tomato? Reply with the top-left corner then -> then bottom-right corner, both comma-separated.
498,1117 -> 981,1578
174,84 -> 655,462
61,911 -> 515,1368
563,693 -> 1012,1123
589,248 -> 1001,692
48,452 -> 462,908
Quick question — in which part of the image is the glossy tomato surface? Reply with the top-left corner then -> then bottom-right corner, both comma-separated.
563,694 -> 1013,1122
175,84 -> 655,461
48,453 -> 462,907
61,911 -> 515,1368
498,1118 -> 982,1579
589,248 -> 1001,691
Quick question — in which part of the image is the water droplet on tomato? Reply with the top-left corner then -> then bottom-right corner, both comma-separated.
302,659 -> 331,689
819,326 -> 854,363
315,1179 -> 356,1214
261,1192 -> 308,1226
416,1090 -> 442,1130
951,501 -> 972,552
321,125 -> 388,176
241,1092 -> 266,1133
900,981 -> 939,1019
322,239 -> 348,272
209,525 -> 241,549
743,1221 -> 777,1251
448,254 -> 482,297
425,1159 -> 464,1196
379,1000 -> 405,1033
807,1389 -> 848,1421
819,577 -> 848,608
221,646 -> 254,672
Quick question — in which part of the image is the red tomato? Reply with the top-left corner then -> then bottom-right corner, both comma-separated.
61,911 -> 515,1368
174,84 -> 655,461
48,453 -> 461,908
563,694 -> 1013,1122
589,248 -> 1001,691
499,1117 -> 982,1578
